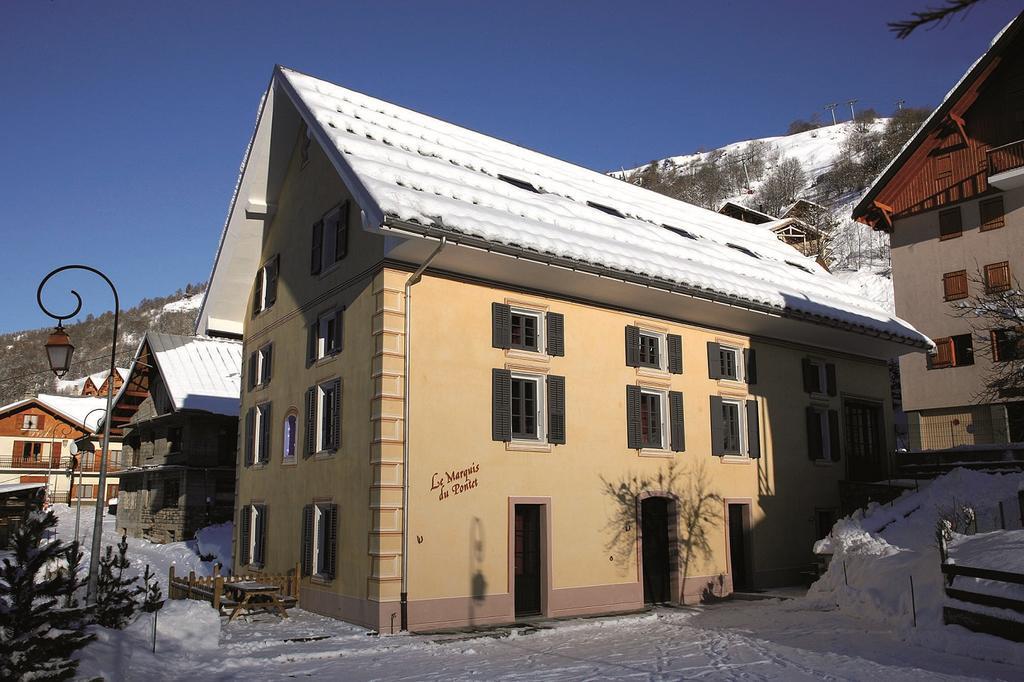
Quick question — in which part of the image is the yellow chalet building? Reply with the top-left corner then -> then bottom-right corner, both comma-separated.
197,67 -> 929,632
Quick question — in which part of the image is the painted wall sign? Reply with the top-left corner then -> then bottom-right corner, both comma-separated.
430,462 -> 480,501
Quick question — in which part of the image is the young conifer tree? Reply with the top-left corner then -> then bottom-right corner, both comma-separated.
94,533 -> 144,629
0,510 -> 94,681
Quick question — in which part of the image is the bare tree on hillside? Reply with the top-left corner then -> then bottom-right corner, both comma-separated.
756,157 -> 806,216
952,271 -> 1024,402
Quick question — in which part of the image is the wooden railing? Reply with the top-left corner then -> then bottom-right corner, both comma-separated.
942,562 -> 1024,642
986,139 -> 1024,176
168,563 -> 301,611
0,454 -> 122,473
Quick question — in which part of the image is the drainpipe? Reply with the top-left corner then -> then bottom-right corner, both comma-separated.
401,236 -> 446,631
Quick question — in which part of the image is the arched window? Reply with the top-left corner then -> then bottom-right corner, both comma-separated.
283,413 -> 297,461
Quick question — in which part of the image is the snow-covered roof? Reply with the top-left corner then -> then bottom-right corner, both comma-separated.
200,67 -> 929,350
853,12 -> 1024,222
0,483 -> 46,494
0,394 -> 109,432
719,201 -> 777,223
139,332 -> 242,416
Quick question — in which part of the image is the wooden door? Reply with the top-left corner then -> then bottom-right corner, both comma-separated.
844,401 -> 885,481
514,505 -> 542,616
641,497 -> 671,603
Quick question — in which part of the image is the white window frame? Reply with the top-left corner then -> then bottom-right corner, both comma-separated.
255,344 -> 271,386
808,360 -> 827,394
248,504 -> 261,566
510,372 -> 546,442
316,309 -> 341,360
316,380 -> 340,452
811,407 -> 832,462
316,206 -> 344,275
639,387 -> 669,450
719,345 -> 743,382
509,307 -> 545,353
721,397 -> 747,458
313,503 -> 331,578
253,403 -> 270,464
638,330 -> 666,370
253,258 -> 275,314
22,415 -> 39,430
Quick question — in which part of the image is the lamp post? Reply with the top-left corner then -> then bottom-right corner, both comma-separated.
37,265 -> 119,604
72,407 -> 109,546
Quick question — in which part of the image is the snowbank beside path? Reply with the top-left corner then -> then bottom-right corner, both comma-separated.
806,468 -> 1024,666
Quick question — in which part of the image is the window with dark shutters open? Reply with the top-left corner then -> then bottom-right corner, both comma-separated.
334,204 -> 349,262
667,335 -> 683,374
492,369 -> 512,441
625,326 -> 641,367
239,505 -> 252,566
258,403 -> 271,464
301,504 -> 314,576
244,408 -> 255,466
304,387 -> 316,457
253,504 -> 266,567
802,359 -> 836,395
492,303 -> 512,349
626,385 -> 642,449
805,407 -> 840,462
669,391 -> 685,452
547,375 -> 565,444
324,504 -> 338,580
709,395 -> 725,456
746,400 -> 760,459
707,342 -> 722,379
265,255 -> 279,307
546,312 -> 565,356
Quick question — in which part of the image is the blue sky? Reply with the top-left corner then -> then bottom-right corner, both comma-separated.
0,0 -> 1018,333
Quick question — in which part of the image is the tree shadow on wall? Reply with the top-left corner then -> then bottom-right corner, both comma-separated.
599,460 -> 723,602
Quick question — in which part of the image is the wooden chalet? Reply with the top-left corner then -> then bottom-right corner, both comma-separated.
718,200 -> 776,224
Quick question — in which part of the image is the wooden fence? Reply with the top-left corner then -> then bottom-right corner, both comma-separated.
168,563 -> 301,611
942,562 -> 1024,642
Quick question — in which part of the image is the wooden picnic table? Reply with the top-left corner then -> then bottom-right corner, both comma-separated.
223,581 -> 289,623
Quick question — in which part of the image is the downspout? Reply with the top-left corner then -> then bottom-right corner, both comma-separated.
401,236 -> 446,631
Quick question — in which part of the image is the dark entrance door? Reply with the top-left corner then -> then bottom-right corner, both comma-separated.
844,400 -> 885,482
641,497 -> 671,603
514,505 -> 542,616
728,504 -> 749,591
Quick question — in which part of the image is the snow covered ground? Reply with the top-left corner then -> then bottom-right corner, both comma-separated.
49,500 -> 1023,681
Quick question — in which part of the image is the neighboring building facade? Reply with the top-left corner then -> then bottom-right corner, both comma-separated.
81,368 -> 129,397
853,13 -> 1024,449
114,332 -> 241,544
198,68 -> 928,632
0,394 -> 122,506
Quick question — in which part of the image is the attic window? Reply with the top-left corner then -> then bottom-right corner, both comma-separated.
498,174 -> 541,194
662,224 -> 697,240
785,260 -> 814,274
726,243 -> 760,259
587,201 -> 625,218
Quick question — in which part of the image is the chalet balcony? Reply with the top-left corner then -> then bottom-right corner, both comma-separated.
0,454 -> 123,473
986,140 -> 1024,190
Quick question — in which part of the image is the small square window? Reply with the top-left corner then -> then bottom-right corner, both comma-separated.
939,208 -> 962,240
640,390 -> 666,449
21,415 -> 40,430
943,270 -> 969,301
980,197 -> 1005,231
984,261 -> 1011,294
510,311 -> 540,352
718,346 -> 741,381
638,332 -> 662,369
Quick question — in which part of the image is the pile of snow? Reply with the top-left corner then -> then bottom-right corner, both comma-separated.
162,292 -> 204,314
832,266 -> 894,314
807,468 -> 1024,664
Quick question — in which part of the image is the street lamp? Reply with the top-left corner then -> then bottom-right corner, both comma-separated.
44,325 -> 74,378
37,265 -> 119,605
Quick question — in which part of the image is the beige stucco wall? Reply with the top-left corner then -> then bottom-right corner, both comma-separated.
891,188 -> 1024,413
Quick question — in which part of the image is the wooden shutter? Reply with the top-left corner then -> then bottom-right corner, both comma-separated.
546,312 -> 565,357
746,399 -> 760,459
931,337 -> 954,368
264,345 -> 273,384
248,351 -> 257,390
301,504 -> 313,576
828,410 -> 841,462
492,303 -> 511,349
311,220 -> 324,274
826,363 -> 837,396
252,269 -> 264,316
669,391 -> 685,452
625,326 -> 641,367
626,385 -> 642,449
330,380 -> 342,450
806,407 -> 823,460
939,207 -> 962,240
244,408 -> 254,466
326,504 -> 338,579
709,395 -> 724,456
801,359 -> 818,393
333,309 -> 344,353
259,404 -> 271,464
943,270 -> 968,301
239,506 -> 251,566
335,206 -> 349,261
984,261 -> 1010,293
547,375 -> 566,444
304,388 -> 316,456
307,321 -> 317,366
254,505 -> 266,566
707,342 -> 722,379
744,348 -> 757,385
980,196 -> 1005,231
492,369 -> 512,441
667,334 -> 683,374
265,255 -> 279,307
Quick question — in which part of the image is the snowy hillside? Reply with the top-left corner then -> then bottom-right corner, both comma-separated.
618,120 -> 899,312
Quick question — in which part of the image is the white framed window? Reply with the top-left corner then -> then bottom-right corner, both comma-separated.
510,372 -> 545,441
807,406 -> 833,461
510,307 -> 543,352
319,311 -> 341,358
21,415 -> 40,430
638,331 -> 665,370
313,503 -> 332,577
310,204 -> 349,276
252,255 -> 279,315
248,504 -> 266,567
248,344 -> 273,390
246,403 -> 271,465
303,502 -> 337,579
809,361 -> 826,393
720,398 -> 746,457
639,388 -> 669,449
718,345 -> 743,382
309,379 -> 341,453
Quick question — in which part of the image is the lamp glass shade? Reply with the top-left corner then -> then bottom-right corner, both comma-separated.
44,327 -> 74,378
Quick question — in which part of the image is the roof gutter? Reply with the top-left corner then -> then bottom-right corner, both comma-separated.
400,235 -> 447,632
381,217 -> 929,351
